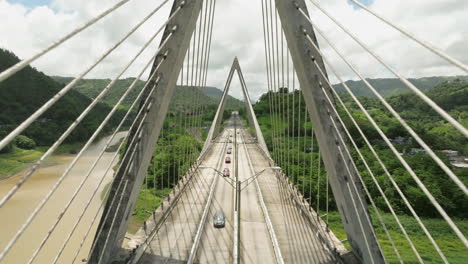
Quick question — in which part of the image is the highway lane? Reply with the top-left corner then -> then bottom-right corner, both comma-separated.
133,115 -> 343,263
242,129 -> 342,263
237,127 -> 276,264
195,123 -> 236,263
136,130 -> 229,263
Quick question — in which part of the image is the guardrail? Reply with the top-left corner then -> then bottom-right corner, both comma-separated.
127,135 -> 225,263
251,143 -> 347,261
240,129 -> 284,264
187,133 -> 230,263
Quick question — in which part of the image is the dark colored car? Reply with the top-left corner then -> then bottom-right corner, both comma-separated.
223,168 -> 230,177
225,156 -> 231,163
213,211 -> 226,228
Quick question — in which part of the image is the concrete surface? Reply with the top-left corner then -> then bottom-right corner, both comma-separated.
130,116 -> 344,263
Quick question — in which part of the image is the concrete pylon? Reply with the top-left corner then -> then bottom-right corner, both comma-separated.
202,57 -> 270,156
88,1 -> 204,263
275,0 -> 385,263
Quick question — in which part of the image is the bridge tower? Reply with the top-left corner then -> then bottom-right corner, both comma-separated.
275,0 -> 384,263
88,0 -> 205,263
90,0 -> 384,263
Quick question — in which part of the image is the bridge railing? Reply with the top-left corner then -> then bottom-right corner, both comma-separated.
256,0 -> 468,263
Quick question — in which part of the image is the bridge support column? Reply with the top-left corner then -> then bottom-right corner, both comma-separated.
203,58 -> 269,155
275,0 -> 385,263
89,1 -> 204,263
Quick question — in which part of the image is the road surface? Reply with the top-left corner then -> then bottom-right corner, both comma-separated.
132,116 -> 343,263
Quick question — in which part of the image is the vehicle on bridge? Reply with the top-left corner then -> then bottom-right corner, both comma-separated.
225,156 -> 231,163
227,148 -> 232,154
213,211 -> 226,228
223,168 -> 230,177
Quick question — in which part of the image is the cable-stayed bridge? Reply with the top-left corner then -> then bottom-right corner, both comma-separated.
0,0 -> 467,263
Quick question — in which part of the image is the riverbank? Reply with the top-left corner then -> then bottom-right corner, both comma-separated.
0,143 -> 84,180
327,211 -> 468,263
0,132 -> 126,264
127,186 -> 172,233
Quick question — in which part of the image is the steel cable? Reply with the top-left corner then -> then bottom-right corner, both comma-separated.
349,0 -> 468,73
309,0 -> 468,137
299,5 -> 468,195
0,0 -> 171,206
0,0 -> 135,83
301,26 -> 468,247
0,13 -> 177,263
27,29 -> 172,263
0,0 -> 170,152
305,29 -> 454,261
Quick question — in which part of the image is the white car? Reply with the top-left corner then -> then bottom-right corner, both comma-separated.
213,211 -> 226,228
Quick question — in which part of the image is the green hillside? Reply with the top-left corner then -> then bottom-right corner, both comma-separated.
0,49 -> 125,148
333,76 -> 468,98
253,80 -> 468,263
204,86 -> 245,108
52,77 -> 245,110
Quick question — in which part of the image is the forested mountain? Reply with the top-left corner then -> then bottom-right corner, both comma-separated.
52,77 -> 245,110
253,79 -> 468,219
0,49 -> 125,148
333,76 -> 468,97
203,86 -> 245,108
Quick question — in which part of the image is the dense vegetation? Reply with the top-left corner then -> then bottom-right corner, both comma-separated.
333,75 -> 468,98
53,76 -> 245,110
253,80 -> 467,218
129,106 -> 218,229
0,48 -> 239,180
0,49 -> 126,150
328,210 -> 468,263
253,80 -> 468,262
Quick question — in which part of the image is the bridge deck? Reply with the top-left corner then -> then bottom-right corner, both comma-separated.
245,130 -> 342,263
131,125 -> 343,263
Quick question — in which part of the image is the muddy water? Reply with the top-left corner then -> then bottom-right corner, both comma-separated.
0,132 -> 127,264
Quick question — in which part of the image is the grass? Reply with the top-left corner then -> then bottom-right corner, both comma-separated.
127,187 -> 172,234
327,211 -> 468,263
0,147 -> 44,179
0,143 -> 85,180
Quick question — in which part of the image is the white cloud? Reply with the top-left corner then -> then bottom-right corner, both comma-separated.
1,0 -> 467,101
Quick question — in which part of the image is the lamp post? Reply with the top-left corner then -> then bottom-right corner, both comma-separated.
240,167 -> 281,191
198,165 -> 236,188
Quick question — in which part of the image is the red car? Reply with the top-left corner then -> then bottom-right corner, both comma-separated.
225,157 -> 231,163
223,168 -> 230,177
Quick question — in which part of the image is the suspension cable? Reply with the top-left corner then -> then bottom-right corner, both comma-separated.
85,44 -> 169,260
0,0 -> 170,153
349,0 -> 468,73
305,1 -> 467,138
50,72 -> 153,263
0,16 -> 178,264
301,26 -> 468,247
0,0 -> 175,210
298,6 -> 467,196
317,79 -> 413,263
0,0 -> 135,83
69,71 -> 162,263
304,24 -> 463,258
26,25 -> 173,263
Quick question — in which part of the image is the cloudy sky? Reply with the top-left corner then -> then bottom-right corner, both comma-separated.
1,0 -> 467,101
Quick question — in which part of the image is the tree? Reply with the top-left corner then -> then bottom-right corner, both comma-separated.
15,135 -> 36,149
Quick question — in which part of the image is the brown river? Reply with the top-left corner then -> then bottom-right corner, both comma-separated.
0,132 -> 127,264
